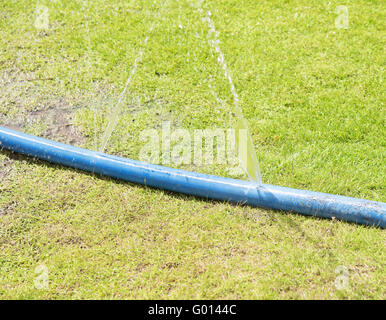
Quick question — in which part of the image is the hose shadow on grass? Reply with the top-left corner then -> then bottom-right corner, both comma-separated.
0,147 -> 339,242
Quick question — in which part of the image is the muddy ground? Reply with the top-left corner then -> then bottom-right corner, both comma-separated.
0,69 -> 86,179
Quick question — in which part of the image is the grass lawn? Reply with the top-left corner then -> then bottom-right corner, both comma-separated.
0,0 -> 385,299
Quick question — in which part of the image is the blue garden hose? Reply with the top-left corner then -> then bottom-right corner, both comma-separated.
0,126 -> 385,228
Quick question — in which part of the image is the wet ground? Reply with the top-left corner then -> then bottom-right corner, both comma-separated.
0,68 -> 85,142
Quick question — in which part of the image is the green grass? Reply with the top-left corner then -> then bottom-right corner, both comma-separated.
0,0 -> 385,299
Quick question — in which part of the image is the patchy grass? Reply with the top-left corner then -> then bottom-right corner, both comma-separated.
0,0 -> 385,299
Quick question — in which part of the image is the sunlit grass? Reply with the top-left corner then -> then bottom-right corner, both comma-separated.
0,0 -> 385,299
